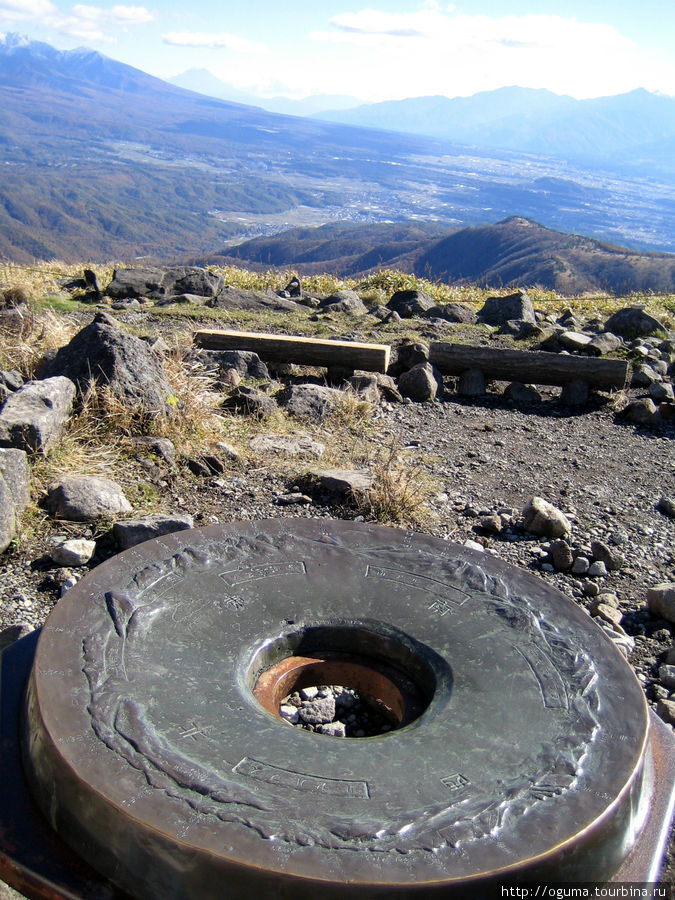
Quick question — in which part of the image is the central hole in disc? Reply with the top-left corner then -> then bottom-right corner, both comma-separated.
249,624 -> 439,738
280,682 -> 398,738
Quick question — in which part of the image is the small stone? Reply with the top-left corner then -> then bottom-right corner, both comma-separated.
464,540 -> 484,552
572,556 -> 590,575
549,539 -> 573,571
658,665 -> 675,690
591,603 -> 623,628
647,583 -> 675,624
279,705 -> 300,724
113,514 -> 194,550
47,475 -> 132,522
318,721 -> 347,737
215,441 -> 241,461
300,687 -> 319,701
480,515 -> 502,534
311,469 -> 372,495
50,538 -> 96,567
657,497 -> 675,518
590,540 -> 624,571
60,575 -> 79,596
458,368 -> 486,397
656,698 -> 675,726
583,581 -> 600,597
277,492 -> 312,506
588,560 -> 608,578
398,363 -> 441,402
596,592 -> 620,608
298,695 -> 336,725
521,497 -> 571,538
650,381 -> 675,403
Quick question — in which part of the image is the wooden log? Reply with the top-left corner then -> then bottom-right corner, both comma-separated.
194,329 -> 390,373
429,342 -> 630,390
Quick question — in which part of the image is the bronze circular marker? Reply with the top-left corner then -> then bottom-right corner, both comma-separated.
23,520 -> 651,898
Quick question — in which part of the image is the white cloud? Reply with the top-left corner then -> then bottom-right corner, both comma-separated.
0,0 -> 57,19
303,7 -> 671,100
163,31 -> 267,54
0,0 -> 152,42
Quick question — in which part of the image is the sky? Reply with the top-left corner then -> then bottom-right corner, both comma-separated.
1,0 -> 675,102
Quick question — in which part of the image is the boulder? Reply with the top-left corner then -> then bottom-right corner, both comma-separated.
113,513 -> 194,550
458,368 -> 486,397
587,333 -> 622,356
311,468 -> 373,495
504,382 -> 542,406
0,376 -> 75,452
278,384 -> 342,422
620,398 -> 658,426
106,267 -> 165,300
189,349 -> 269,380
604,307 -> 666,339
521,497 -> 571,538
249,433 -> 325,457
133,436 -> 176,466
425,303 -> 476,324
320,290 -> 366,315
50,538 -> 97,566
347,374 -> 381,404
647,583 -> 675,624
38,313 -> 174,416
478,291 -> 536,326
221,386 -> 278,419
46,475 -> 132,522
161,266 -> 223,298
398,362 -> 441,402
386,290 -> 435,318
0,475 -> 16,553
0,447 -> 30,511
208,286 -> 299,311
388,340 -> 429,377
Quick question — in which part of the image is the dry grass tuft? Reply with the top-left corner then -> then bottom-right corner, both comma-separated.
356,439 -> 434,527
0,306 -> 79,379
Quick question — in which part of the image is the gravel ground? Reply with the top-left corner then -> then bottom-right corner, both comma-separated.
1,319 -> 674,893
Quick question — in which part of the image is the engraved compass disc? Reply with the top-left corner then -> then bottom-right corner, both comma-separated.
23,520 -> 650,897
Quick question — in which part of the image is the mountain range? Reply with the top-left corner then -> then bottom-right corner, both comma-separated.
201,217 -> 675,295
312,87 -> 675,178
0,34 -> 674,269
168,68 -> 360,117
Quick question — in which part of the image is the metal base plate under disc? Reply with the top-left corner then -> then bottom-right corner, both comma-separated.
20,521 -> 657,897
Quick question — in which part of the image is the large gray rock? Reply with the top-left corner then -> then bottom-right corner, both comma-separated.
387,340 -> 429,377
278,384 -> 342,422
398,362 -> 441,402
106,267 -> 165,300
189,349 -> 269,380
221,386 -> 278,418
478,291 -> 536,326
0,447 -> 30,510
620,398 -> 658,426
425,303 -> 476,324
208,285 -> 299,311
113,513 -> 194,550
604,307 -> 666,339
0,448 -> 30,553
39,313 -> 174,415
46,475 -> 132,522
0,475 -> 16,553
312,468 -> 373,495
162,266 -> 223,298
0,376 -> 75,452
320,290 -> 366,315
587,333 -> 622,356
249,433 -> 325,457
386,289 -> 435,318
521,497 -> 571,538
648,583 -> 675,624
50,538 -> 96,566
